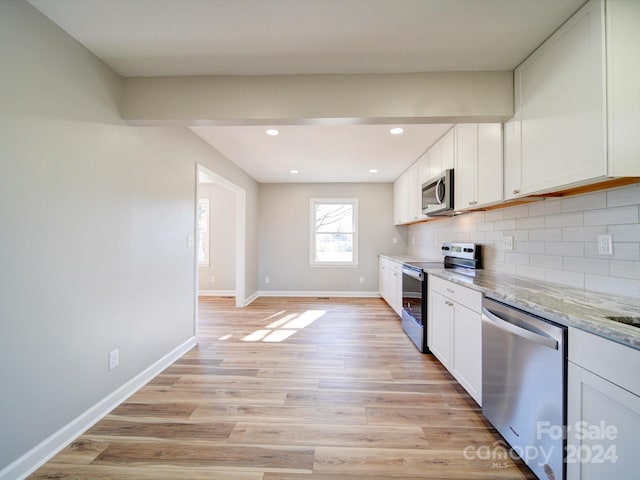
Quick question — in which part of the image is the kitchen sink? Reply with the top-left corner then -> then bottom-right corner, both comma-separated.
606,316 -> 640,328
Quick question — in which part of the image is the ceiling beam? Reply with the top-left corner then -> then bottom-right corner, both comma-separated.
121,71 -> 513,126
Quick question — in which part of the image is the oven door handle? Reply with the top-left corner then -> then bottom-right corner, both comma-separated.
402,267 -> 424,281
482,308 -> 558,350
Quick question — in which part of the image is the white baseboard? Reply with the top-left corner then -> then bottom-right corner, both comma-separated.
198,289 -> 235,297
242,291 -> 260,306
0,336 -> 197,480
258,290 -> 381,298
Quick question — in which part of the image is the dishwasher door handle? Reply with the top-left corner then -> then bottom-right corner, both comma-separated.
482,308 -> 559,350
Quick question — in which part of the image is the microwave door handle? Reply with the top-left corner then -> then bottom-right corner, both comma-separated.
482,308 -> 558,350
435,178 -> 444,204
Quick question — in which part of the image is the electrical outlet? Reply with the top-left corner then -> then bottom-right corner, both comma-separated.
503,236 -> 514,250
392,237 -> 397,244
186,235 -> 194,247
108,348 -> 119,371
411,236 -> 416,246
210,276 -> 215,283
359,276 -> 365,284
597,234 -> 613,255
265,276 -> 270,284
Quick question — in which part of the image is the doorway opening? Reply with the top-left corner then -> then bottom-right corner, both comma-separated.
195,164 -> 246,337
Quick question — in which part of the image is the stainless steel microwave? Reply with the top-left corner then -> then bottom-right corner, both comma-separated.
422,169 -> 455,216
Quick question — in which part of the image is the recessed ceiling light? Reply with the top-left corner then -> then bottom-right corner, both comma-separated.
290,169 -> 299,174
369,169 -> 378,173
266,129 -> 279,136
390,127 -> 404,135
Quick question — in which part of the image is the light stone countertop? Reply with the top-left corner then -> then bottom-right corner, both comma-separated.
379,254 -> 640,350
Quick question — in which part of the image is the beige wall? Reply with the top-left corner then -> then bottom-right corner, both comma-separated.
0,2 -> 258,474
259,183 -> 407,293
408,183 -> 640,297
198,183 -> 237,292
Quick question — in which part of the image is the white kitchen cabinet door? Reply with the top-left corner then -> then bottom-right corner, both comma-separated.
440,128 -> 455,171
451,302 -> 482,405
566,363 -> 640,479
513,0 -> 607,196
389,263 -> 402,317
606,0 -> 640,176
427,140 -> 442,181
393,172 -> 409,225
454,124 -> 478,210
429,291 -> 452,368
406,164 -> 421,223
477,123 -> 503,207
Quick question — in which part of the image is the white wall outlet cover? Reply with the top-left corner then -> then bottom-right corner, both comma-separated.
265,276 -> 270,284
503,236 -> 514,250
108,348 -> 119,370
597,234 -> 613,255
359,276 -> 365,283
392,237 -> 397,244
187,234 -> 195,247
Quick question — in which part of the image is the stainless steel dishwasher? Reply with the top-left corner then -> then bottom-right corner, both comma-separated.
482,297 -> 567,480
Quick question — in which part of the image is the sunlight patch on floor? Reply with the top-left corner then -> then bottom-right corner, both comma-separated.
241,310 -> 326,342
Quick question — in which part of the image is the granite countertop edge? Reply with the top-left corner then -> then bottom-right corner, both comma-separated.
379,254 -> 640,350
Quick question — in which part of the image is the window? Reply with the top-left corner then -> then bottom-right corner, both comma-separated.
197,198 -> 210,266
310,198 -> 358,267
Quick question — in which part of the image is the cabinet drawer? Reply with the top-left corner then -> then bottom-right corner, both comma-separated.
429,275 -> 481,313
569,327 -> 640,395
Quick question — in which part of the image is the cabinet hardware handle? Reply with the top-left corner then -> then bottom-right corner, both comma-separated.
446,288 -> 454,294
513,188 -> 520,194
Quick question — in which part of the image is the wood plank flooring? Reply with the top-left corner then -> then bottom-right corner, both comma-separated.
30,297 -> 536,479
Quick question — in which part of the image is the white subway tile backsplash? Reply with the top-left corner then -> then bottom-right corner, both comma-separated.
530,228 -> 562,241
585,242 -> 640,260
610,260 -> 640,280
494,219 -> 516,231
502,205 -> 530,219
505,252 -> 530,265
408,184 -> 639,297
561,225 -> 607,241
485,210 -> 504,221
607,183 -> 640,208
516,241 -> 545,254
516,264 -> 546,280
515,216 -> 545,229
562,191 -> 606,212
585,274 -> 640,298
545,212 -> 583,228
545,241 -> 584,257
584,205 -> 638,226
563,256 -> 609,275
608,224 -> 640,242
544,268 -> 585,289
529,199 -> 562,217
530,254 -> 564,269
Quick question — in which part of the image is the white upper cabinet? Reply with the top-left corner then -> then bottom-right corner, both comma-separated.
455,123 -> 503,210
505,0 -> 640,199
393,172 -> 409,225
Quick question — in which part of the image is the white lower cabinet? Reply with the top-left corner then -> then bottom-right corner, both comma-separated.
428,275 -> 482,405
379,257 -> 402,317
567,327 -> 640,479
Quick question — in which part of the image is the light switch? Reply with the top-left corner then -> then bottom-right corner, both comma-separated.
187,235 -> 194,247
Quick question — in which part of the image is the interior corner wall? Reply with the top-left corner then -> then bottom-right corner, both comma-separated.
258,183 -> 407,293
0,1 -> 258,474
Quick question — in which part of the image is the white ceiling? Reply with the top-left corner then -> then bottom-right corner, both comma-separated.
191,124 -> 453,183
27,0 -> 585,183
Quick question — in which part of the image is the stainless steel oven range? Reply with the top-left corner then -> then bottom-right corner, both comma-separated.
401,242 -> 481,353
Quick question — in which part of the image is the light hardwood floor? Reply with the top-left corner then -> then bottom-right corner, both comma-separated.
30,297 -> 536,479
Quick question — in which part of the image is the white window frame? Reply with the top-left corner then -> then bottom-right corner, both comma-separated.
197,198 -> 210,267
309,197 -> 359,268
